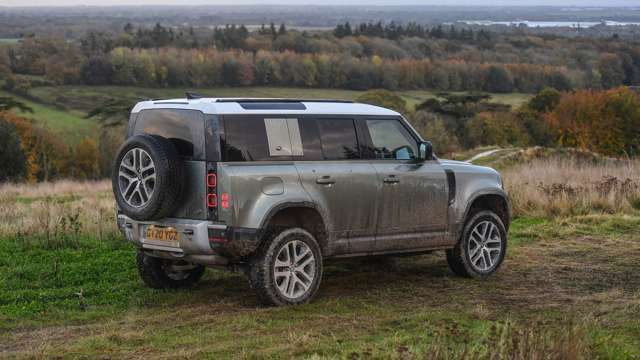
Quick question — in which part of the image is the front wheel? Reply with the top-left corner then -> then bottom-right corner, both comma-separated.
249,228 -> 323,306
446,210 -> 507,279
136,250 -> 205,289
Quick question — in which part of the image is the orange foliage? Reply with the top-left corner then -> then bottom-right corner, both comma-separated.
545,87 -> 640,157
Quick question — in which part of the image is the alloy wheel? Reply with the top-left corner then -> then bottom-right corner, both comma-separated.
273,240 -> 316,299
118,148 -> 156,208
467,220 -> 503,272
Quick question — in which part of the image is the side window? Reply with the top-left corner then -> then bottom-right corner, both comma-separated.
222,116 -> 271,161
134,109 -> 205,160
365,119 -> 418,160
221,116 -> 303,161
316,119 -> 360,160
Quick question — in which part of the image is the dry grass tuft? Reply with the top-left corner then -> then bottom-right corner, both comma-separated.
503,158 -> 640,217
0,180 -> 117,247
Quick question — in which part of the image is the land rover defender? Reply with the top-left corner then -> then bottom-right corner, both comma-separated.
113,97 -> 510,306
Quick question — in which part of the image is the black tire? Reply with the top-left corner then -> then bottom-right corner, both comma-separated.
112,134 -> 184,221
248,228 -> 323,306
136,250 -> 205,289
446,210 -> 507,279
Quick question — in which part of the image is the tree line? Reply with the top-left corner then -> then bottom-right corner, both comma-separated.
2,22 -> 640,93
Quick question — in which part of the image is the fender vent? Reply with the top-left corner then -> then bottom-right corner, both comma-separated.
445,169 -> 456,205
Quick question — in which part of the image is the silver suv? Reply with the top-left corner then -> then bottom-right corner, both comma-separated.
113,97 -> 510,306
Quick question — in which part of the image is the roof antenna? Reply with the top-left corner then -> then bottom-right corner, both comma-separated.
185,91 -> 203,100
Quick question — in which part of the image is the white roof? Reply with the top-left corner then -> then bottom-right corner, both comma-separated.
131,98 -> 401,117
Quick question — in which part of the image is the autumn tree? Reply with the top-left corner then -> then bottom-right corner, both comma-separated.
545,87 -> 640,156
466,112 -> 530,148
75,138 -> 100,179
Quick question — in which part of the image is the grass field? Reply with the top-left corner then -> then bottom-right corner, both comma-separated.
0,90 -> 95,143
0,157 -> 639,358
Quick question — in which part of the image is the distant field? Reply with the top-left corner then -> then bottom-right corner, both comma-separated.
28,86 -> 531,113
0,90 -> 95,143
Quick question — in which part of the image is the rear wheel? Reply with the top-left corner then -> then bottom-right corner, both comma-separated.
446,210 -> 507,278
249,228 -> 323,306
136,251 -> 205,289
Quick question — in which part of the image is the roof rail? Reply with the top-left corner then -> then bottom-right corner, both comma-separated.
215,98 -> 354,104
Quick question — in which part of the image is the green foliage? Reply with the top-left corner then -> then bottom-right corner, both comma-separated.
466,112 -> 530,148
86,97 -> 133,126
485,66 -> 514,93
421,118 -> 460,156
356,89 -> 408,113
0,116 -> 26,181
528,87 -> 561,113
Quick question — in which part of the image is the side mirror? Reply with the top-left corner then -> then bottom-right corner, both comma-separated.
419,141 -> 433,161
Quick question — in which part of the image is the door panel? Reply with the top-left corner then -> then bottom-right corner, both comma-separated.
295,117 -> 379,255
361,118 -> 449,252
296,162 -> 380,255
372,161 -> 448,252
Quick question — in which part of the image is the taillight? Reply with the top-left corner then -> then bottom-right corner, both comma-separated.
221,192 -> 230,209
207,173 -> 217,188
206,170 -> 218,218
207,193 -> 217,208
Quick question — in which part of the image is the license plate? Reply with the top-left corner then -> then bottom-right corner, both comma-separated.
145,226 -> 179,246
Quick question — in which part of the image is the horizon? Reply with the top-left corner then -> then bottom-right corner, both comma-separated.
3,1 -> 640,8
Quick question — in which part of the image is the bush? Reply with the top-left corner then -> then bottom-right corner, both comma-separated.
356,89 -> 407,113
466,112 -> 530,148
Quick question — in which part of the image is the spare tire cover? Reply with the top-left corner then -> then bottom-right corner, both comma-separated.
112,134 -> 184,221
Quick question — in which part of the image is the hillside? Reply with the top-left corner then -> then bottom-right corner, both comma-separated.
27,86 -> 531,113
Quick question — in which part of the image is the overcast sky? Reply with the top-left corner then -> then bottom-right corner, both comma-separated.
2,0 -> 640,7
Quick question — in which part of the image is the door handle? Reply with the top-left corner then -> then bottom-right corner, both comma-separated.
383,176 -> 400,184
316,176 -> 336,185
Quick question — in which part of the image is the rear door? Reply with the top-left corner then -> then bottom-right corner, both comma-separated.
295,117 -> 379,255
132,109 -> 208,220
361,118 -> 449,252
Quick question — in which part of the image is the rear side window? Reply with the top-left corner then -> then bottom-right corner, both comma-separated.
134,109 -> 205,160
316,119 -> 360,160
222,116 -> 270,161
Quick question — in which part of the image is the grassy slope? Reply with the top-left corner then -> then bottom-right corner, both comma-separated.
29,86 -> 531,113
0,90 -> 95,143
1,214 -> 639,358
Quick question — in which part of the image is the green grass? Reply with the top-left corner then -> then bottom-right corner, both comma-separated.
0,38 -> 21,44
0,90 -> 95,143
1,215 -> 639,358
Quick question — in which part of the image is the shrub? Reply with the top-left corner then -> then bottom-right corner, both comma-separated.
355,89 -> 407,113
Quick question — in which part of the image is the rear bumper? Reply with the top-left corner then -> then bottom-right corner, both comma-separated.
117,214 -> 262,264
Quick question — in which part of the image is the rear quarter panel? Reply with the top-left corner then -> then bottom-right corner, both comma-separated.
216,162 -> 313,230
